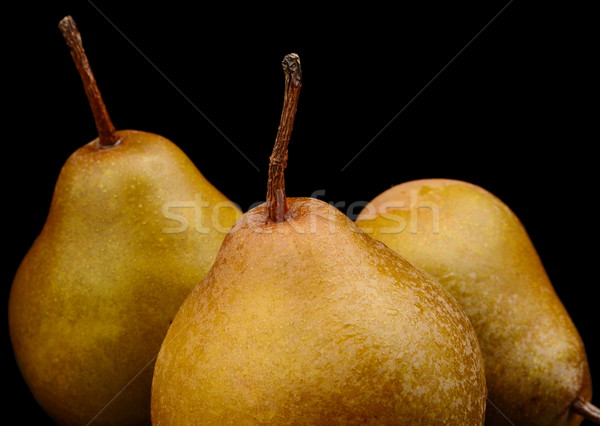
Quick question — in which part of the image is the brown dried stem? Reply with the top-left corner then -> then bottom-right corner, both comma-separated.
266,53 -> 302,222
572,397 -> 600,423
59,16 -> 118,147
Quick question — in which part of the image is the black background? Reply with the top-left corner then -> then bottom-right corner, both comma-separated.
3,1 -> 598,424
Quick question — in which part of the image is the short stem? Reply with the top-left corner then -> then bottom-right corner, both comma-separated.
266,53 -> 302,222
59,16 -> 118,147
572,397 -> 600,423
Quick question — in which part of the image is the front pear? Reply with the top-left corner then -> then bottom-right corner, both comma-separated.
151,54 -> 487,425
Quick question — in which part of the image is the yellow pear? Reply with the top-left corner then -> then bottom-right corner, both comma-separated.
356,178 -> 598,425
9,16 -> 240,425
151,54 -> 487,425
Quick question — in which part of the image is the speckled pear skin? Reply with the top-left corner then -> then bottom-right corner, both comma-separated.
9,130 -> 241,426
151,197 -> 487,425
355,179 -> 592,425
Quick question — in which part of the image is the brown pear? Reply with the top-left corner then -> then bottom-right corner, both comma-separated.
356,179 -> 598,425
151,54 -> 487,425
9,16 -> 240,425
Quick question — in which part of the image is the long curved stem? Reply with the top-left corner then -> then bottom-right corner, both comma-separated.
572,397 -> 600,423
59,16 -> 119,147
266,53 -> 302,222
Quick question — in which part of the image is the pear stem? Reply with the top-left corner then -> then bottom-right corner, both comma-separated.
572,397 -> 600,423
59,16 -> 119,148
266,53 -> 302,222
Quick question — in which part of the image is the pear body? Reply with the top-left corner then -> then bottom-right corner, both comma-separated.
151,198 -> 486,425
9,130 -> 240,425
355,179 -> 591,425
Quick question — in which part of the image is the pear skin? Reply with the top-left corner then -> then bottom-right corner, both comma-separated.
9,130 -> 240,425
356,179 -> 593,425
151,198 -> 487,425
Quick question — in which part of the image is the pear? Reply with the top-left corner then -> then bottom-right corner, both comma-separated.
356,179 -> 598,425
8,16 -> 240,425
151,54 -> 487,425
